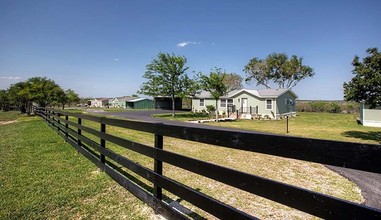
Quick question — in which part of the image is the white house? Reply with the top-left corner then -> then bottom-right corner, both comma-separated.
192,88 -> 298,119
89,98 -> 109,108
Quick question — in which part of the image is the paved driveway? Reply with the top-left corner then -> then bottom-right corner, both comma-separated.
99,109 -> 173,123
97,110 -> 238,130
97,109 -> 381,210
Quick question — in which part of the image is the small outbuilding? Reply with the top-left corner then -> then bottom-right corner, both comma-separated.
126,98 -> 154,109
154,97 -> 183,110
360,102 -> 381,127
109,96 -> 136,108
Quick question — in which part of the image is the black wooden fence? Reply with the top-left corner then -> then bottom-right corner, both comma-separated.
35,107 -> 381,219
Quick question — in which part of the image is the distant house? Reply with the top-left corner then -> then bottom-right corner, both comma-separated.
90,98 -> 109,108
109,96 -> 136,108
360,102 -> 381,127
109,96 -> 154,109
192,88 -> 298,119
154,97 -> 183,110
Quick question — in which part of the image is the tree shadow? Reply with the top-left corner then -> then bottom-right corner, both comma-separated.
341,131 -> 381,144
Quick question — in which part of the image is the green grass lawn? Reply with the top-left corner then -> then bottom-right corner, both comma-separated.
155,112 -> 381,145
0,111 -> 25,121
0,112 -> 158,219
76,112 -> 365,219
0,111 -> 368,219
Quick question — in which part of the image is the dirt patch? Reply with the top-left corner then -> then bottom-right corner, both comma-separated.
0,120 -> 17,125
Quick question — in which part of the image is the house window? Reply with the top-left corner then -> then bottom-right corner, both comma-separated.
220,99 -> 226,107
228,99 -> 233,106
266,99 -> 272,110
220,99 -> 233,108
200,99 -> 205,107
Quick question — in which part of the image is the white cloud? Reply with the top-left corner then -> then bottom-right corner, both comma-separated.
210,42 -> 216,46
114,58 -> 119,61
0,76 -> 22,80
177,41 -> 201,47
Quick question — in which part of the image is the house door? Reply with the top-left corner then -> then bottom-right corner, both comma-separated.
242,98 -> 248,113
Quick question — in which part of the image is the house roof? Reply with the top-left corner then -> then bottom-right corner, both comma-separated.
92,98 -> 109,101
127,98 -> 152,102
194,88 -> 298,99
119,96 -> 137,102
194,90 -> 238,99
258,88 -> 293,97
112,96 -> 136,102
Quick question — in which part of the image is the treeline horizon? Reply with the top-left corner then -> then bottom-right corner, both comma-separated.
0,77 -> 79,113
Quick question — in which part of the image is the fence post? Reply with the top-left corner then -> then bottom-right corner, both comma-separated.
236,110 -> 239,119
49,109 -> 53,125
154,123 -> 163,200
65,115 -> 69,141
50,110 -> 53,125
57,112 -> 61,132
100,118 -> 106,171
77,117 -> 82,149
286,116 -> 289,133
250,106 -> 252,114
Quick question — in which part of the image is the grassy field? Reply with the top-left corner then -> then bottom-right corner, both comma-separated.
154,112 -> 381,145
0,111 -> 25,122
0,112 -> 159,220
72,112 -> 364,218
0,111 -> 369,219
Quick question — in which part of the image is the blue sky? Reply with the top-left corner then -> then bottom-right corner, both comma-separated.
1,0 -> 380,100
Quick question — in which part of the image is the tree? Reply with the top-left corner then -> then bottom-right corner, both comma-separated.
244,53 -> 314,89
222,73 -> 243,91
0,90 -> 10,111
26,77 -> 62,107
139,52 -> 198,116
65,89 -> 80,107
4,77 -> 80,113
54,87 -> 67,109
7,82 -> 29,113
198,67 -> 228,121
343,48 -> 381,108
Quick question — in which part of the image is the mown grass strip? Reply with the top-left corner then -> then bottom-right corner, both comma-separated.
0,114 -> 159,220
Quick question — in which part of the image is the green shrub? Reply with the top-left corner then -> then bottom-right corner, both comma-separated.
206,105 -> 216,117
206,105 -> 216,113
296,101 -> 358,114
343,103 -> 359,114
310,101 -> 327,112
296,102 -> 312,112
328,102 -> 341,113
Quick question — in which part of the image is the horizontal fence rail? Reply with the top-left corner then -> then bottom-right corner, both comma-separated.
35,107 -> 381,219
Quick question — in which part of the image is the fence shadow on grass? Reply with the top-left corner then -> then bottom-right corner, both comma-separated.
341,131 -> 381,144
109,162 -> 207,220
